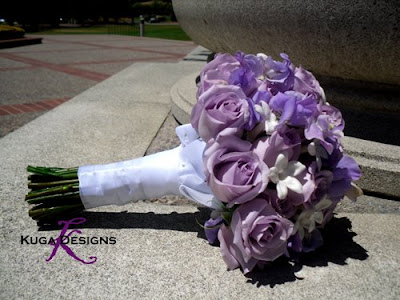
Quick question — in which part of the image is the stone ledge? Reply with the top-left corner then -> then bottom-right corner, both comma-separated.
172,0 -> 400,85
170,71 -> 199,125
0,36 -> 42,49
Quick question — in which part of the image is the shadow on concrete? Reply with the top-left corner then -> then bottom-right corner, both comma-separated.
246,216 -> 369,287
38,206 -> 211,240
37,210 -> 368,287
339,108 -> 400,146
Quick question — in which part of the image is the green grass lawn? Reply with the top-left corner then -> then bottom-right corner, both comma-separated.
32,24 -> 191,41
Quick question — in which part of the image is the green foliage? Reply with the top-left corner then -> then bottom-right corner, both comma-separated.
34,24 -> 191,41
0,25 -> 25,40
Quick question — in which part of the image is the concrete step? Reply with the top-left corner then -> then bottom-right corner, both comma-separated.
0,36 -> 42,49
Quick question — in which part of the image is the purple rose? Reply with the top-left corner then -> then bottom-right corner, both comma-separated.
197,52 -> 263,97
218,199 -> 294,274
191,85 -> 250,142
253,125 -> 302,167
294,66 -> 326,102
197,53 -> 239,96
264,53 -> 295,94
203,129 -> 269,206
269,91 -> 318,128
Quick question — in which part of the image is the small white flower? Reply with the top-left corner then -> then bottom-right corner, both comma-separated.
269,152 -> 306,199
256,53 -> 269,60
254,101 -> 278,135
293,197 -> 333,239
308,139 -> 329,170
320,87 -> 327,104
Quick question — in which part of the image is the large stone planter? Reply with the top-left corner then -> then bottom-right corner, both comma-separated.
172,0 -> 400,86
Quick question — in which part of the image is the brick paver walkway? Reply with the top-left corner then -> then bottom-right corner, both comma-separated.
0,35 -> 196,136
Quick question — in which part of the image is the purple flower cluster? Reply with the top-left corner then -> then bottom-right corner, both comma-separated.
191,51 -> 363,274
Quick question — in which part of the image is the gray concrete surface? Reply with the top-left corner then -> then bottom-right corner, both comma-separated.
1,203 -> 400,299
0,43 -> 399,299
0,34 -> 196,137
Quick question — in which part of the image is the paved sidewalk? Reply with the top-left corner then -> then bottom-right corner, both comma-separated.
0,34 -> 196,137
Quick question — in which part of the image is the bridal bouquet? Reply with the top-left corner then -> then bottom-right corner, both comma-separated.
26,51 -> 362,274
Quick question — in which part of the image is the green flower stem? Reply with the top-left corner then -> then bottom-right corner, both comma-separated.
28,179 -> 79,190
26,184 -> 79,200
26,192 -> 81,205
27,165 -> 78,179
29,204 -> 84,222
26,166 -> 84,223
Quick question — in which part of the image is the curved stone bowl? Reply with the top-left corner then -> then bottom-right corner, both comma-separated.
172,0 -> 400,85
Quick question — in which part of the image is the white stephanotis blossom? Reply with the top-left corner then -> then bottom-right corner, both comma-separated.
256,53 -> 269,60
254,101 -> 278,135
268,152 -> 306,199
292,197 -> 332,239
308,139 -> 329,170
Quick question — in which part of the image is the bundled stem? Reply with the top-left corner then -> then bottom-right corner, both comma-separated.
26,166 -> 84,224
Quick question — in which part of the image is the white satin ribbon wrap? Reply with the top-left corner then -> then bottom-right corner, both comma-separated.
78,124 -> 218,210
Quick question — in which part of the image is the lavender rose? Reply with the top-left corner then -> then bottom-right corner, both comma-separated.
197,52 -> 263,97
191,84 -> 251,142
197,53 -> 239,97
218,199 -> 294,274
203,129 -> 269,207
